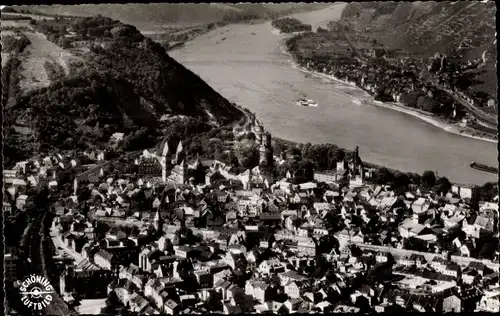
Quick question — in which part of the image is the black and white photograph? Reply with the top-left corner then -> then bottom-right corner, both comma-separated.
2,1 -> 498,315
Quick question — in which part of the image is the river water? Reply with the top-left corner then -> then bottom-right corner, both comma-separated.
170,4 -> 497,185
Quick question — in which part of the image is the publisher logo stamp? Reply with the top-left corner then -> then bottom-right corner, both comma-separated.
19,274 -> 54,310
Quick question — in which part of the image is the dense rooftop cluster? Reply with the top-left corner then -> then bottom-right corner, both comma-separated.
4,122 -> 499,314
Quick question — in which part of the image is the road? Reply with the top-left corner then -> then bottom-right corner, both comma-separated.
50,223 -> 85,265
273,231 -> 499,271
441,85 -> 497,129
23,213 -> 75,316
353,242 -> 499,271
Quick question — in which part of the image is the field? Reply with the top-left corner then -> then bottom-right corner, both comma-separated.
19,32 -> 64,92
6,24 -> 85,94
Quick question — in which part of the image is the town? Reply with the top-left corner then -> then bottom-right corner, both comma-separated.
4,116 -> 499,315
285,22 -> 498,141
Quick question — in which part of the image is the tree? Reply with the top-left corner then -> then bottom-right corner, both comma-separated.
434,177 -> 452,195
393,171 -> 411,192
372,167 -> 394,184
235,142 -> 259,169
422,170 -> 437,189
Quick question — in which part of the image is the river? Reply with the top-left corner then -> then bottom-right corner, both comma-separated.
169,3 -> 497,185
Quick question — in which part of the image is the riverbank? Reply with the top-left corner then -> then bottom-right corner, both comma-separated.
276,38 -> 497,144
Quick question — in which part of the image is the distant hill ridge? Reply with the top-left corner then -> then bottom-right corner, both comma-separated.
14,3 -> 331,26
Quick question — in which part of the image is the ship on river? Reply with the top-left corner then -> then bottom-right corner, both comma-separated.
296,98 -> 318,107
470,161 -> 498,174
295,92 -> 318,107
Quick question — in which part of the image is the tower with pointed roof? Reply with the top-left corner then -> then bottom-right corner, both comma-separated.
159,141 -> 170,183
153,209 -> 163,234
179,159 -> 187,184
174,141 -> 185,165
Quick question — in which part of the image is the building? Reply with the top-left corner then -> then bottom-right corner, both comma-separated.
477,293 -> 500,312
314,170 -> 344,183
259,131 -> 273,167
94,250 -> 115,270
168,159 -> 188,184
137,157 -> 162,177
4,253 -> 18,282
451,184 -> 477,200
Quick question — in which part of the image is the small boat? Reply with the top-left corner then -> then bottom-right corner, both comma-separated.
295,98 -> 318,107
470,161 -> 498,174
353,99 -> 362,105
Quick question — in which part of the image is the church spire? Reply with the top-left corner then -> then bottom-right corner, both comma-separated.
153,208 -> 162,233
162,141 -> 169,157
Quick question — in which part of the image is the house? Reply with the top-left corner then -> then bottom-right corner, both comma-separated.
398,254 -> 426,268
316,301 -> 333,312
284,297 -> 305,313
164,299 -> 180,315
451,184 -> 476,199
296,239 -> 316,256
223,301 -> 242,314
463,215 -> 495,238
442,294 -> 461,313
228,243 -> 247,255
399,218 -> 432,238
129,292 -> 149,313
285,280 -> 313,299
443,214 -> 465,229
245,280 -> 268,303
443,262 -> 461,278
375,252 -> 391,264
16,195 -> 28,209
259,259 -> 285,275
477,293 -> 500,312
279,270 -> 308,285
430,257 -> 449,273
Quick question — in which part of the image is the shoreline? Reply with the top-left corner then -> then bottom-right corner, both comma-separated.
275,39 -> 497,145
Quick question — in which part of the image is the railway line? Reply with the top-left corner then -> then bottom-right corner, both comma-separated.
21,212 -> 75,316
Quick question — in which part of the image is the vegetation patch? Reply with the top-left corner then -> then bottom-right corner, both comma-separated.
43,59 -> 65,81
272,17 -> 312,33
1,33 -> 31,53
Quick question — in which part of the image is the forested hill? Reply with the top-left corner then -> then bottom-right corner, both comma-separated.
3,15 -> 243,166
340,1 -> 496,55
339,1 -> 497,95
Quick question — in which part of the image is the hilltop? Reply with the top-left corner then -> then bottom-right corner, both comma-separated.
339,1 -> 497,96
3,14 -> 244,167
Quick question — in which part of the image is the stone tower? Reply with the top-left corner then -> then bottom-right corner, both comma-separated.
259,132 -> 273,166
179,159 -> 188,184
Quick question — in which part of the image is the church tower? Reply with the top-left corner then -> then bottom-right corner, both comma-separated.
179,159 -> 188,184
153,209 -> 163,234
160,141 -> 169,183
174,141 -> 185,165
